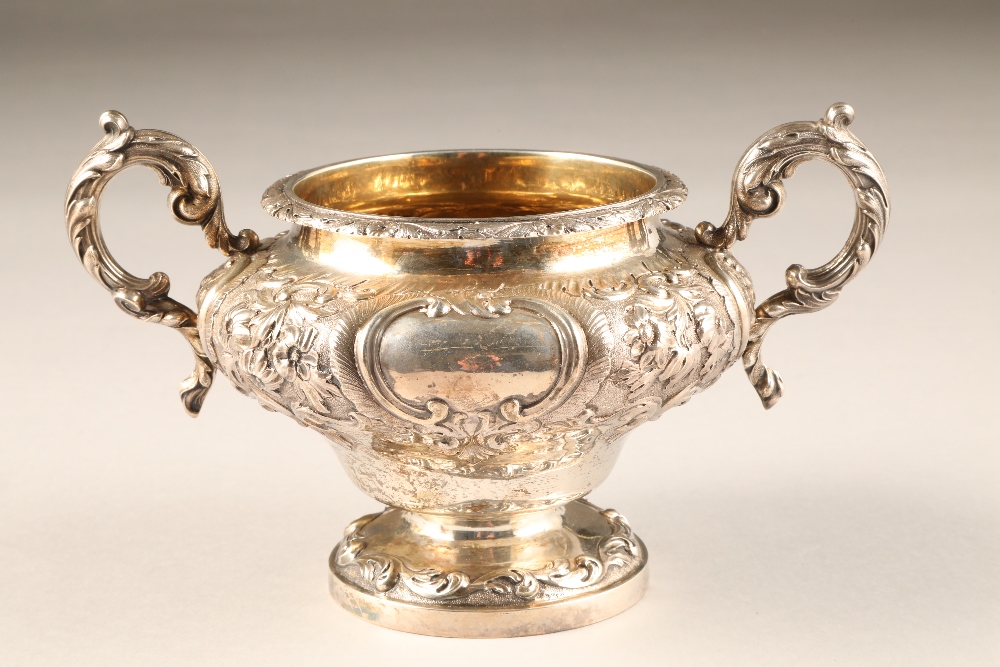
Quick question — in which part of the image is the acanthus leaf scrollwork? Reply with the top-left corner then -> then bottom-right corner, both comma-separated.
695,103 -> 889,408
65,111 -> 259,415
333,503 -> 642,604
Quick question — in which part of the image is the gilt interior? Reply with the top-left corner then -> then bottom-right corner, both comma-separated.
292,151 -> 659,219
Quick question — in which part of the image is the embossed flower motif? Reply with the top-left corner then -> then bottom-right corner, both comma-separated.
251,286 -> 291,309
247,347 -> 282,390
226,308 -> 253,340
636,272 -> 676,298
271,324 -> 320,382
625,304 -> 675,368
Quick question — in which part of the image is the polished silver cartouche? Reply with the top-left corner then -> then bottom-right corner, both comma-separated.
65,104 -> 889,637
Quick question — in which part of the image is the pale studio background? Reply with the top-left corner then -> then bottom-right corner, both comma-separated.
1,1 -> 998,665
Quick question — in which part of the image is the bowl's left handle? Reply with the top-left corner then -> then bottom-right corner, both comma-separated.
65,111 -> 259,416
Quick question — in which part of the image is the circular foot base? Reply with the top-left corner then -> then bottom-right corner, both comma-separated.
329,499 -> 648,637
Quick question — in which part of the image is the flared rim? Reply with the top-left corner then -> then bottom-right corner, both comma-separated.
261,150 -> 686,240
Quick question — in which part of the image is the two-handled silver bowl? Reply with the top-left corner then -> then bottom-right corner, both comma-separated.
66,104 -> 888,637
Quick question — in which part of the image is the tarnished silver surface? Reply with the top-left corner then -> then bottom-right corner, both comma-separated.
65,104 -> 889,636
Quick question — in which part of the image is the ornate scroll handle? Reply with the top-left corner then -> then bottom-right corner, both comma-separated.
65,111 -> 259,415
695,103 -> 889,408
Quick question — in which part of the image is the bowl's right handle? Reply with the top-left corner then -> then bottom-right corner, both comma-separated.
65,111 -> 259,416
696,103 -> 890,409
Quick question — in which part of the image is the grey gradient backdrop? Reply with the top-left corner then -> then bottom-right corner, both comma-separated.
2,1 -> 998,664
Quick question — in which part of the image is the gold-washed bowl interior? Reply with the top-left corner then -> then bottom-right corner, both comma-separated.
292,151 -> 660,219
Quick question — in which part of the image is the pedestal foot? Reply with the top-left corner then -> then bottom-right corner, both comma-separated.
329,499 -> 648,637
